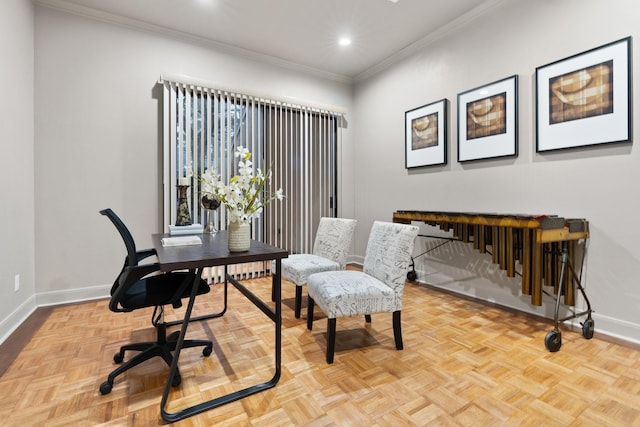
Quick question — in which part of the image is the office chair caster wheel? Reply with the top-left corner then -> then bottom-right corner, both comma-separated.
203,346 -> 212,357
581,319 -> 594,339
407,270 -> 417,281
172,374 -> 181,387
99,381 -> 113,395
544,329 -> 562,352
113,352 -> 124,364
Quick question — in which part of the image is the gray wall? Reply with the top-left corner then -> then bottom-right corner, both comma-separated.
0,0 -> 35,342
353,0 -> 640,342
1,4 -> 354,340
33,6 -> 354,299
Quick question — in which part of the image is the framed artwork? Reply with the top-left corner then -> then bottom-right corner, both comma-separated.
457,75 -> 518,162
536,37 -> 632,152
405,99 -> 448,168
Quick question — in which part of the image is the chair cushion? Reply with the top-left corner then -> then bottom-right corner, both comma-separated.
121,272 -> 209,310
307,270 -> 398,318
280,254 -> 340,286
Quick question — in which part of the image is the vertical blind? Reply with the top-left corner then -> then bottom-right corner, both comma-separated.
161,77 -> 343,280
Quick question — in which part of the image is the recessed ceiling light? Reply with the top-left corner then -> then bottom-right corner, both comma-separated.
339,37 -> 351,47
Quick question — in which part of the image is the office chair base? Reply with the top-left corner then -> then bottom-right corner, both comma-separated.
99,335 -> 213,395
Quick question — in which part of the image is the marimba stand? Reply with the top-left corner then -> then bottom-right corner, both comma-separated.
393,210 -> 594,352
544,240 -> 594,351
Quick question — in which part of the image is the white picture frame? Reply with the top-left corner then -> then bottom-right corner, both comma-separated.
536,37 -> 632,152
457,75 -> 518,162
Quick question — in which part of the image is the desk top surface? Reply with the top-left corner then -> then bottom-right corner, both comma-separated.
152,231 -> 288,272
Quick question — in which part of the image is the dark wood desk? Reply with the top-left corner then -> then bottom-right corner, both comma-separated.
152,231 -> 288,423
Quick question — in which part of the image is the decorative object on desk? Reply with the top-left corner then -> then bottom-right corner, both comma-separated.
457,75 -> 518,162
176,177 -> 192,226
227,220 -> 251,252
405,98 -> 448,168
200,146 -> 284,252
201,194 -> 220,234
535,36 -> 631,152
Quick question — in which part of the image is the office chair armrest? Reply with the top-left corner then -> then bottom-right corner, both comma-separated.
135,248 -> 158,263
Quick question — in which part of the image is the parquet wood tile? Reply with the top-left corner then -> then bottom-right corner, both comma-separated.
1,271 -> 640,426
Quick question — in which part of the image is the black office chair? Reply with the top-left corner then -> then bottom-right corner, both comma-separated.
98,208 -> 212,395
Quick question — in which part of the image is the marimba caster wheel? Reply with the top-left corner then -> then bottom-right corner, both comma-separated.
545,330 -> 562,352
407,270 -> 417,281
581,319 -> 594,339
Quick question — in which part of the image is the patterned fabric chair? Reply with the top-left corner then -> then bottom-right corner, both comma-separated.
279,217 -> 357,318
306,221 -> 419,363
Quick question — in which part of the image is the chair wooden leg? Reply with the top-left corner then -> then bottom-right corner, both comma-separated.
393,311 -> 403,350
326,318 -> 336,364
295,286 -> 303,319
365,314 -> 372,323
307,297 -> 315,330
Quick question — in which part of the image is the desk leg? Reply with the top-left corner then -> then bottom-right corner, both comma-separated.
274,258 -> 282,377
160,268 -> 203,422
160,261 -> 282,423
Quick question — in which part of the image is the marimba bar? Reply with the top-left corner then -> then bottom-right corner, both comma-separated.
392,210 -> 593,351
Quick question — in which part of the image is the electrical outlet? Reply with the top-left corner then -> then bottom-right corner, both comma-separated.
14,274 -> 20,292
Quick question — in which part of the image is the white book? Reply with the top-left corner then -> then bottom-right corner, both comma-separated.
169,223 -> 204,235
161,235 -> 202,247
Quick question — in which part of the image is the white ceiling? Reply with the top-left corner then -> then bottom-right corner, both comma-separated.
36,0 -> 500,82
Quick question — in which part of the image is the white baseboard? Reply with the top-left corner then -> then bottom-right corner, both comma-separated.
0,284 -> 111,346
5,274 -> 640,349
35,284 -> 111,307
413,269 -> 640,347
0,295 -> 37,345
589,312 -> 640,345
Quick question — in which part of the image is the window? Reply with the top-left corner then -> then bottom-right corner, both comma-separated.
162,78 -> 342,279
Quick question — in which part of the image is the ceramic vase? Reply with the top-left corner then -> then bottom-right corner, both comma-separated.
227,221 -> 250,252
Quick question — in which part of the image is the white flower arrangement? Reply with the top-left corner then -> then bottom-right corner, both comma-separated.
199,147 -> 284,224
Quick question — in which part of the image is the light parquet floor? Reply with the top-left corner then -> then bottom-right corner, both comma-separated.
1,273 -> 640,426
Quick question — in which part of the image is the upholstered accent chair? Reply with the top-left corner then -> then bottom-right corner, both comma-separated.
279,217 -> 356,318
306,221 -> 419,363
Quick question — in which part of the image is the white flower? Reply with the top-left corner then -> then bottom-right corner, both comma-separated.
199,147 -> 284,224
235,147 -> 250,160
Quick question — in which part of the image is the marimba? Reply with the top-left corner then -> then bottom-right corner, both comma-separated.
392,210 -> 593,351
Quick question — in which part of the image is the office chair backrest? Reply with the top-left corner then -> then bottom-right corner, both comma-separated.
100,208 -> 139,268
363,221 -> 419,297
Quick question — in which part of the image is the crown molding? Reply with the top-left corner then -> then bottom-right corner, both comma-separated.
34,0 -> 353,85
354,0 -> 506,83
35,0 -> 504,86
